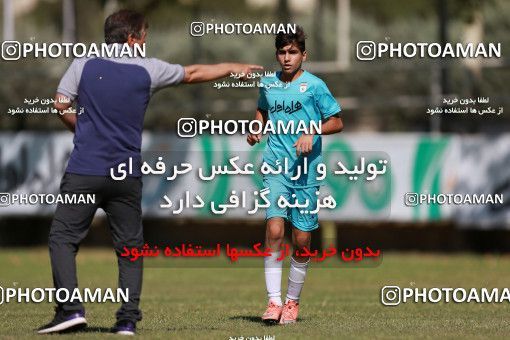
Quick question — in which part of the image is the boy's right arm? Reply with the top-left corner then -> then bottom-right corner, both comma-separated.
247,109 -> 267,146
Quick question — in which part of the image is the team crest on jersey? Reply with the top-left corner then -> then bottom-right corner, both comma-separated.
299,82 -> 308,93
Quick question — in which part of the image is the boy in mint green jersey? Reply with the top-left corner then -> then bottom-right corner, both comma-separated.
247,26 -> 343,324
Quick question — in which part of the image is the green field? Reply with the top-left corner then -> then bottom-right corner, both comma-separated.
1,248 -> 510,339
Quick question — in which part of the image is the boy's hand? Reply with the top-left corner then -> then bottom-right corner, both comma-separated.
293,134 -> 314,156
247,133 -> 262,146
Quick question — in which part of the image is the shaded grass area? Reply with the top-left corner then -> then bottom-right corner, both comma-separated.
1,248 -> 510,339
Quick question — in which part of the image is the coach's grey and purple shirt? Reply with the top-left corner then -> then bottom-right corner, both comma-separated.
57,43 -> 184,177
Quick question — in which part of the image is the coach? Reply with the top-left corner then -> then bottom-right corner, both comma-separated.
37,9 -> 262,335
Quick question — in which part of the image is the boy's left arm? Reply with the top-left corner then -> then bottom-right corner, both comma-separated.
318,114 -> 343,135
294,114 -> 343,156
294,80 -> 342,156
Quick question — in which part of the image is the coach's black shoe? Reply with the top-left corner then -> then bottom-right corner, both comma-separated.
37,307 -> 87,334
111,319 -> 136,335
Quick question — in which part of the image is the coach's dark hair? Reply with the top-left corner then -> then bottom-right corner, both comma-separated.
104,10 -> 148,44
275,25 -> 306,52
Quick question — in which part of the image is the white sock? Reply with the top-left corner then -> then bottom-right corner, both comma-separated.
286,256 -> 309,302
264,252 -> 283,306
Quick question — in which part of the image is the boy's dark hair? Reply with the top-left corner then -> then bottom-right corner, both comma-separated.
275,26 -> 306,52
104,10 -> 148,44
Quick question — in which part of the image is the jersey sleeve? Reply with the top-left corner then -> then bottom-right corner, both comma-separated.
147,58 -> 185,94
57,58 -> 83,101
315,81 -> 341,119
257,86 -> 269,111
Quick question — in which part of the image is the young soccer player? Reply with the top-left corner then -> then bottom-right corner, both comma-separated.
247,26 -> 343,324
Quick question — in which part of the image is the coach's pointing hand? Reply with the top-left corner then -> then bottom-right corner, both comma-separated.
293,134 -> 314,156
234,64 -> 264,80
183,63 -> 263,83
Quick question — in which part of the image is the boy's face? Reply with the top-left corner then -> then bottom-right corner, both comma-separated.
276,43 -> 307,75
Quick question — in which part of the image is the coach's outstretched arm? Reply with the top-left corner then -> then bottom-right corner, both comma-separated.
182,63 -> 263,83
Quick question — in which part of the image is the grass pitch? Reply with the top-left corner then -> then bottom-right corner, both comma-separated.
1,248 -> 510,339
